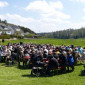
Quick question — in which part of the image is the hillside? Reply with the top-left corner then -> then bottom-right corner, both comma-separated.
0,19 -> 35,35
38,28 -> 85,39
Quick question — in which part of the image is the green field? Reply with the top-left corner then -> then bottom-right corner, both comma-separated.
0,38 -> 85,85
0,63 -> 84,85
1,38 -> 85,47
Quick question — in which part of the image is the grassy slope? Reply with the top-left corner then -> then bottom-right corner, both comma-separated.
0,38 -> 85,85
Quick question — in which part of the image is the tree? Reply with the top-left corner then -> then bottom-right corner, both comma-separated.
2,20 -> 7,24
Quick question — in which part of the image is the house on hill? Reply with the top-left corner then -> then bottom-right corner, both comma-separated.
0,23 -> 11,35
8,24 -> 24,36
0,23 -> 24,35
0,23 -> 34,37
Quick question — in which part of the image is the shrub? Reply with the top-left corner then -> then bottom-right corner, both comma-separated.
0,35 -> 10,39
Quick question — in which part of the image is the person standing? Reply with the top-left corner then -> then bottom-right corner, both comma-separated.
67,53 -> 74,71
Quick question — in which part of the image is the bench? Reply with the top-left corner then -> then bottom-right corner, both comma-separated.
51,66 -> 66,75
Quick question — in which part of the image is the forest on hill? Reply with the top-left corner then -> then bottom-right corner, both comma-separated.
39,28 -> 85,39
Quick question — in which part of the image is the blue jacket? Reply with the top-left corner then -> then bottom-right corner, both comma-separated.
67,54 -> 74,66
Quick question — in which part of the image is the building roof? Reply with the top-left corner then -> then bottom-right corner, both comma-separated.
0,23 -> 11,31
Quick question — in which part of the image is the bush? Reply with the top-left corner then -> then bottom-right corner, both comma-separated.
10,35 -> 24,39
18,36 -> 24,39
24,33 -> 35,38
0,35 -> 10,39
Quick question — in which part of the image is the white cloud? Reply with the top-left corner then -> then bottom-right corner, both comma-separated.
41,11 -> 70,20
25,0 -> 70,23
83,8 -> 85,11
6,13 -> 35,22
0,13 -> 39,32
0,0 -> 71,33
25,0 -> 63,13
0,15 -> 5,20
49,1 -> 63,10
0,1 -> 8,7
0,13 -> 85,33
0,1 -> 71,33
82,16 -> 85,19
70,0 -> 85,3
0,13 -> 70,33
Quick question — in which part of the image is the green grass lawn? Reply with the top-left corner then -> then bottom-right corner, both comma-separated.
1,38 -> 85,47
0,38 -> 85,85
0,63 -> 85,85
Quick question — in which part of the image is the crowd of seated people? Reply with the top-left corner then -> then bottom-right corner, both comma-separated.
0,42 -> 85,75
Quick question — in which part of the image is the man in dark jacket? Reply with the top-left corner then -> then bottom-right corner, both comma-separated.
59,53 -> 68,72
46,53 -> 59,75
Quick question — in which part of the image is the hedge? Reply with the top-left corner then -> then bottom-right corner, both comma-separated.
0,35 -> 10,39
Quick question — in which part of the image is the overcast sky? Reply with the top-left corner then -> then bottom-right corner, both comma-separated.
0,0 -> 85,33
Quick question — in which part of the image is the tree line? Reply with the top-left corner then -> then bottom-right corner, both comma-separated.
0,19 -> 7,24
39,28 -> 85,39
18,26 -> 35,34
